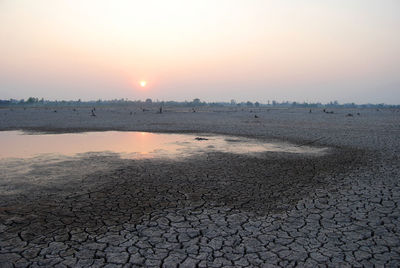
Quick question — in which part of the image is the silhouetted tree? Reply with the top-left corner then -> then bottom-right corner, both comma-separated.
246,101 -> 253,107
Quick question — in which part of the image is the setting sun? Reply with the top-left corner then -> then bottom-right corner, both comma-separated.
140,81 -> 147,87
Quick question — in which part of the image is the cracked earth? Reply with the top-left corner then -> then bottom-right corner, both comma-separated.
0,107 -> 399,267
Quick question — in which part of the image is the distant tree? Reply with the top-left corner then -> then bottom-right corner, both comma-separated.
246,101 -> 253,107
192,98 -> 201,105
230,99 -> 236,106
255,102 -> 260,107
145,98 -> 152,104
26,97 -> 38,104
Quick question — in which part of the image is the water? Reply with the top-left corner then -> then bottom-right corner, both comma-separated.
0,130 -> 326,159
0,131 -> 328,199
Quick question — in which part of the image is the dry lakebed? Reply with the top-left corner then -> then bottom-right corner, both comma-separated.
0,106 -> 399,267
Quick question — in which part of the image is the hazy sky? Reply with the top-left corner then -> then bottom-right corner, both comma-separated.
1,0 -> 399,104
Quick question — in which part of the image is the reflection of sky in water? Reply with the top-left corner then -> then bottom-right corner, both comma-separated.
0,131 -> 327,160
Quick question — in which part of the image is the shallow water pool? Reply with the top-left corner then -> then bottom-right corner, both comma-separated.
0,130 -> 326,159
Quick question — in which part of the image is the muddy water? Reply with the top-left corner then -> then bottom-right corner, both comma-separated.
0,131 -> 326,159
0,130 -> 328,205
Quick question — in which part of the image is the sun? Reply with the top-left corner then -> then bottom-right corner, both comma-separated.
139,80 -> 147,87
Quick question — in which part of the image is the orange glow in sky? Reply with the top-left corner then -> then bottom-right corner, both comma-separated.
0,0 -> 399,104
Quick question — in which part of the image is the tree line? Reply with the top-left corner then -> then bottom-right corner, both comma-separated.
0,97 -> 398,109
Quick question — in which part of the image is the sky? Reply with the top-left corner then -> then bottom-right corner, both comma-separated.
0,0 -> 399,104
